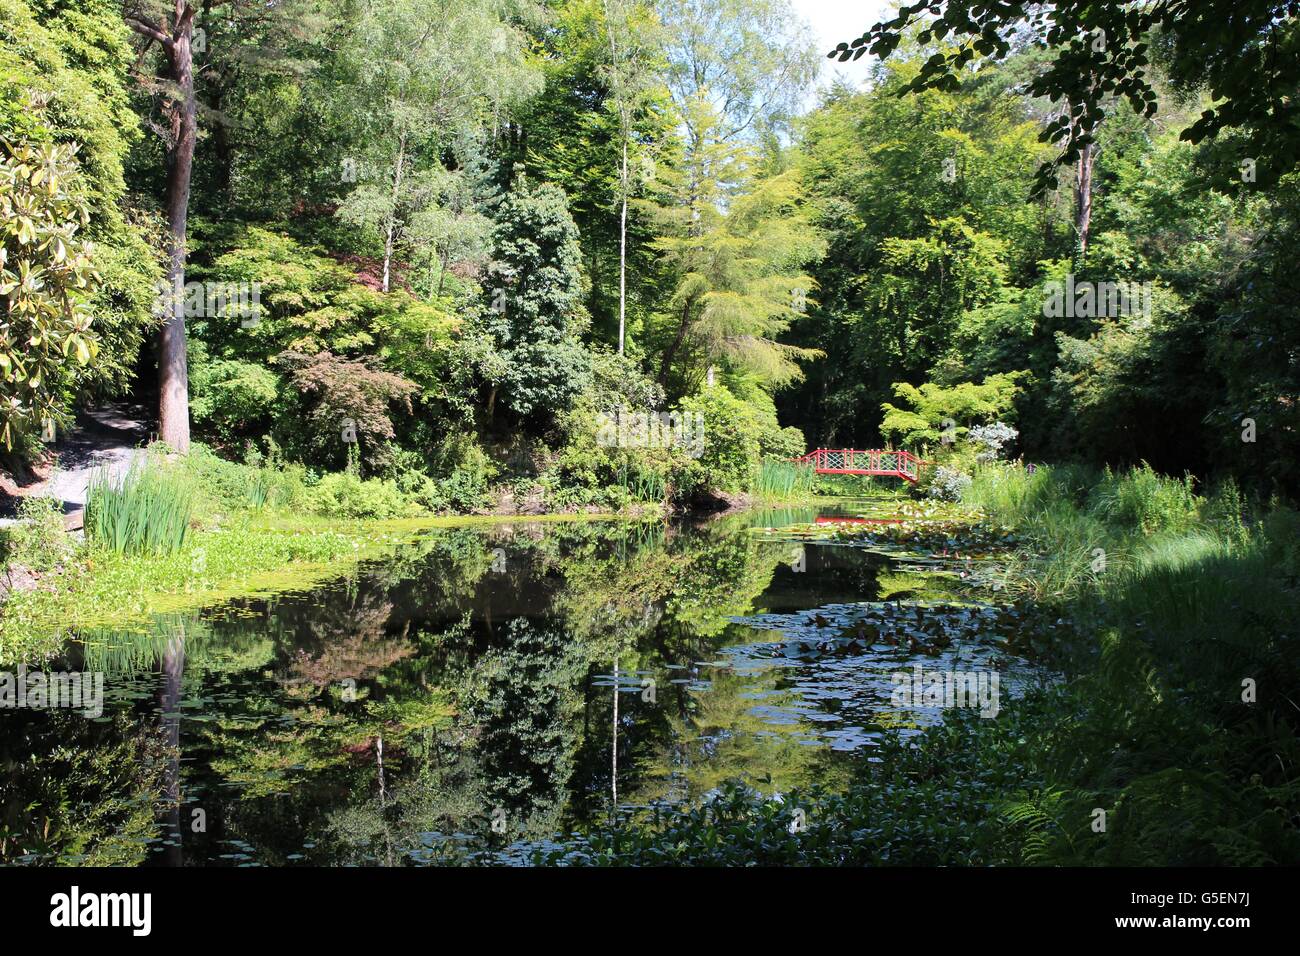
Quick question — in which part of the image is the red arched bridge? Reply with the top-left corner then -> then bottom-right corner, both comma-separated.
791,448 -> 926,482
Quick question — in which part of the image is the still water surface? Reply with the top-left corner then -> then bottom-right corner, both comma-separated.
1,501 -> 1037,864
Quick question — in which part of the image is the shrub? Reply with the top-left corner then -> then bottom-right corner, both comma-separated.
189,355 -> 281,443
401,467 -> 491,514
305,471 -> 411,519
966,421 -> 1018,461
277,350 -> 418,474
427,433 -> 498,488
673,387 -> 763,496
2,496 -> 70,571
476,180 -> 591,421
0,139 -> 100,449
437,470 -> 492,512
880,373 -> 1026,446
1202,479 -> 1249,544
1260,506 -> 1300,580
926,465 -> 973,502
759,424 -> 806,459
544,481 -> 637,512
425,435 -> 497,513
545,393 -> 680,506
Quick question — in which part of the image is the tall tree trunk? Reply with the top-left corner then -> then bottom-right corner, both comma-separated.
658,296 -> 693,386
1069,82 -> 1099,268
160,8 -> 197,453
604,0 -> 630,355
130,3 -> 198,454
382,133 -> 407,293
1074,140 -> 1095,265
617,136 -> 628,355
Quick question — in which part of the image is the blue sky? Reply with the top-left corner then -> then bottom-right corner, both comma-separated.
790,0 -> 893,103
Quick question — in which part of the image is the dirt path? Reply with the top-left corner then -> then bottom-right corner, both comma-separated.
0,402 -> 152,520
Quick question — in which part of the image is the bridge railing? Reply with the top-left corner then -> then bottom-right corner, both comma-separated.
790,448 -> 928,480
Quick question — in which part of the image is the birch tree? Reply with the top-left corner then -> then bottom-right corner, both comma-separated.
333,0 -> 540,293
600,0 -> 660,354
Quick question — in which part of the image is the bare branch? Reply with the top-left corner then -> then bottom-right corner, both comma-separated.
126,15 -> 169,46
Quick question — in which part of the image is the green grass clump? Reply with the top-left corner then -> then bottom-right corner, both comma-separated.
956,460 -> 1300,865
1091,462 -> 1200,535
85,460 -> 194,556
171,443 -> 308,520
615,462 -> 666,502
753,458 -> 815,499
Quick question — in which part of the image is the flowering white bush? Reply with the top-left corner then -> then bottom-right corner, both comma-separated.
967,422 -> 1018,461
927,465 -> 973,501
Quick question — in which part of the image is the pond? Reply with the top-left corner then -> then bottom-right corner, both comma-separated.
0,500 -> 1043,865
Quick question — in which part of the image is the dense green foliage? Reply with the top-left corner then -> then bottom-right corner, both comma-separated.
0,0 -> 158,454
475,179 -> 591,424
1,0 -> 1297,871
782,34 -> 1299,497
0,140 -> 101,449
834,1 -> 1300,193
0,495 -> 69,570
5,0 -> 1293,501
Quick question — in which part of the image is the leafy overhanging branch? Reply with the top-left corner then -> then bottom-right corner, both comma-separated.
832,1 -> 1300,195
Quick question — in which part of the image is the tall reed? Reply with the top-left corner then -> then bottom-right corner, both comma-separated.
616,463 -> 665,502
962,459 -> 1300,865
754,458 -> 815,500
85,460 -> 194,556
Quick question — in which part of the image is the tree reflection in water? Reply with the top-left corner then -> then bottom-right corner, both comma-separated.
3,513 -> 945,864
